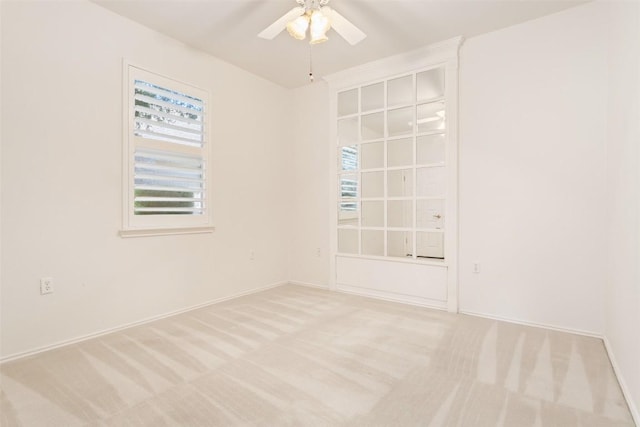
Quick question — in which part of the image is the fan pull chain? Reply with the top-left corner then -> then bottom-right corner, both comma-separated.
309,46 -> 314,82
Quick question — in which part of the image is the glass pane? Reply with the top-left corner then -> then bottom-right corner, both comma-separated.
362,230 -> 384,256
417,101 -> 445,133
339,145 -> 358,171
387,75 -> 413,107
388,107 -> 413,137
361,142 -> 384,169
361,82 -> 384,112
362,112 -> 384,140
388,138 -> 413,167
338,89 -> 358,116
417,199 -> 444,229
417,68 -> 445,103
362,200 -> 384,227
339,174 -> 358,198
416,167 -> 445,197
362,171 -> 384,198
338,117 -> 358,146
338,228 -> 359,254
417,134 -> 445,165
338,201 -> 359,227
388,169 -> 413,197
387,200 -> 413,228
417,231 -> 444,259
388,231 -> 413,258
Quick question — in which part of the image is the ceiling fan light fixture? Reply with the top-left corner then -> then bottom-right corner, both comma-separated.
286,14 -> 309,40
309,9 -> 330,44
309,31 -> 328,44
258,0 -> 366,46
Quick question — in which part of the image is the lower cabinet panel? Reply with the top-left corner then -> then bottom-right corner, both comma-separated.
335,256 -> 447,308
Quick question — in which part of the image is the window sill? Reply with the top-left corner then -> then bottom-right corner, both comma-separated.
119,226 -> 215,238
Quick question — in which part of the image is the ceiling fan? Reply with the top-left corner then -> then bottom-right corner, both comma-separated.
258,0 -> 366,46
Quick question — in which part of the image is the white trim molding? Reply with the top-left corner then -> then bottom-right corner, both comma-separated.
119,226 -> 215,238
0,281 -> 287,364
336,284 -> 448,311
287,280 -> 330,290
324,36 -> 464,90
603,337 -> 640,426
459,309 -> 604,339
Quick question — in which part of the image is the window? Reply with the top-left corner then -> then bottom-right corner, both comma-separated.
336,67 -> 447,259
122,65 -> 213,236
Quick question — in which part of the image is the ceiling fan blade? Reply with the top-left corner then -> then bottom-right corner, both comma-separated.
325,7 -> 366,45
258,7 -> 305,40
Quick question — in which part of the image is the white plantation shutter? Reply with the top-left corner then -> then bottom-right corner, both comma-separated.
339,146 -> 358,212
123,65 -> 212,235
133,149 -> 205,215
133,80 -> 204,148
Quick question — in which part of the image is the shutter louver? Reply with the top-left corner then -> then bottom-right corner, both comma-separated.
134,80 -> 204,148
134,150 -> 205,215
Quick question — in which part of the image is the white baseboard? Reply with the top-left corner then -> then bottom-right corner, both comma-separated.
0,280 -> 287,364
459,309 -> 603,339
287,280 -> 330,290
603,336 -> 640,426
288,280 -> 447,310
335,283 -> 448,311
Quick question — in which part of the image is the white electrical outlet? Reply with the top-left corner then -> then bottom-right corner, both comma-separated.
249,250 -> 255,261
316,248 -> 321,257
473,262 -> 481,274
40,277 -> 53,295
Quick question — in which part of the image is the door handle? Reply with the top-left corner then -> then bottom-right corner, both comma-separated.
433,214 -> 442,219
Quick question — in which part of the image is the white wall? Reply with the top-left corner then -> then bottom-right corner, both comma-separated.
605,1 -> 640,420
458,2 -> 608,334
288,81 -> 330,287
293,4 -> 611,335
0,1 -> 291,358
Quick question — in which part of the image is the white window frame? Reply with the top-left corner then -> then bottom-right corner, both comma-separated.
120,63 -> 214,237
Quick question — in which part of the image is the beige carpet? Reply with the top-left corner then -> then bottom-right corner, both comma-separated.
0,284 -> 634,426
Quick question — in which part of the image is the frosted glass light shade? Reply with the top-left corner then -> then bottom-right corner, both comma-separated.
309,10 -> 330,44
287,15 -> 309,40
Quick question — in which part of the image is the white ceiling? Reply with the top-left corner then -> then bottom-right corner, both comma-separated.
93,0 -> 586,88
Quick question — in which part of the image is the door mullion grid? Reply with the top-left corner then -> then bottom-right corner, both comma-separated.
412,72 -> 418,260
357,88 -> 362,255
337,68 -> 448,260
383,80 -> 388,256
